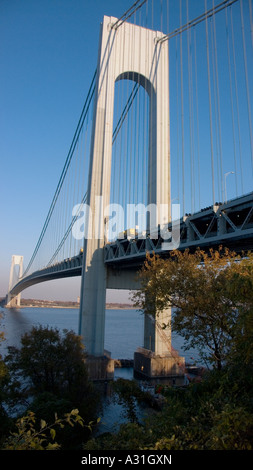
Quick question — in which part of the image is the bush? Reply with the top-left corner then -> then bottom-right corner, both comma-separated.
4,326 -> 100,449
3,409 -> 85,450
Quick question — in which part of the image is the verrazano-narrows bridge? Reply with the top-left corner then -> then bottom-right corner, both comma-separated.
6,0 -> 253,381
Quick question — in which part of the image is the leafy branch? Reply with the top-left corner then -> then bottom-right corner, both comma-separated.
3,409 -> 89,450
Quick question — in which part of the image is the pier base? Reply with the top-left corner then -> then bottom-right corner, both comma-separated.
84,352 -> 114,382
5,294 -> 21,308
134,348 -> 186,386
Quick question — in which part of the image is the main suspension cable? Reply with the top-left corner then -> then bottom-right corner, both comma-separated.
159,0 -> 239,43
112,0 -> 147,30
23,70 -> 97,276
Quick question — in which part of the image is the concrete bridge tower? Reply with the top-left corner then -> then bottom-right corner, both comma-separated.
79,16 -> 184,382
6,255 -> 23,308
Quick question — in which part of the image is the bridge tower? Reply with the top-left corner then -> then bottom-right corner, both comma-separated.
79,16 -> 184,381
6,255 -> 24,308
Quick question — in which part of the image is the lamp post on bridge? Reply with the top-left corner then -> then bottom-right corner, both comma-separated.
224,171 -> 235,203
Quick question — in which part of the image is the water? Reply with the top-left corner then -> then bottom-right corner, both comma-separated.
0,306 -> 202,364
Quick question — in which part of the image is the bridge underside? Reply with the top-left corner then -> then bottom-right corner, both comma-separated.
8,262 -> 140,299
8,264 -> 82,298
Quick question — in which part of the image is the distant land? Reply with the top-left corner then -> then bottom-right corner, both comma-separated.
10,298 -> 135,310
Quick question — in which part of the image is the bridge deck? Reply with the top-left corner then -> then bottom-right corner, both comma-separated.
104,192 -> 253,268
9,193 -> 253,296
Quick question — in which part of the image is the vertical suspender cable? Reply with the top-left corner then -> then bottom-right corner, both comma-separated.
180,0 -> 185,215
119,38 -> 125,229
226,7 -> 238,197
121,27 -> 127,233
212,0 -> 224,202
205,0 -> 216,205
23,71 -> 97,276
135,13 -> 141,209
194,28 -> 201,209
112,55 -> 119,229
71,121 -> 84,257
142,0 -> 149,231
148,0 -> 154,213
176,35 -> 180,207
111,23 -> 119,237
187,0 -> 195,213
230,6 -> 244,193
159,1 -> 164,214
210,15 -> 220,202
240,0 -> 253,175
129,21 -> 135,214
143,0 -> 148,213
137,9 -> 141,214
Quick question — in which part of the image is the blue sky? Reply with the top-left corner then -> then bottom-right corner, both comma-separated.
0,0 -> 137,301
0,0 -> 252,301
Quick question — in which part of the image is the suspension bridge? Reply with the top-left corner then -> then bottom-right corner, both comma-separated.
6,0 -> 253,381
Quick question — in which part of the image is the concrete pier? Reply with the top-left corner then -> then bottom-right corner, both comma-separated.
134,309 -> 185,385
84,353 -> 115,382
134,348 -> 186,386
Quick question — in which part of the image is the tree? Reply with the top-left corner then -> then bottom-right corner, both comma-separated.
223,254 -> 253,365
6,326 -> 90,399
5,326 -> 99,448
133,248 -> 253,370
0,315 -> 13,442
2,409 -> 85,450
84,248 -> 253,451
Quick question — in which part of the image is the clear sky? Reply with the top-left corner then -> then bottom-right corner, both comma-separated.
0,0 -> 138,302
0,0 -> 252,302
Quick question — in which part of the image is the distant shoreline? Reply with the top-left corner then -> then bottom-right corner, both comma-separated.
16,299 -> 135,310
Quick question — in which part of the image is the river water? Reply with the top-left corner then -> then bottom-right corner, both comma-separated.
0,306 -> 201,364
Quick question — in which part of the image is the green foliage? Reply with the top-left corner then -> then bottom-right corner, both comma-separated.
28,392 -> 84,449
84,422 -> 151,450
1,326 -> 100,449
149,394 -> 253,450
133,248 -> 253,370
5,326 -> 99,419
0,316 -> 13,442
1,249 -> 253,451
86,369 -> 253,451
84,248 -> 253,451
3,409 -> 85,450
6,326 -> 89,397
